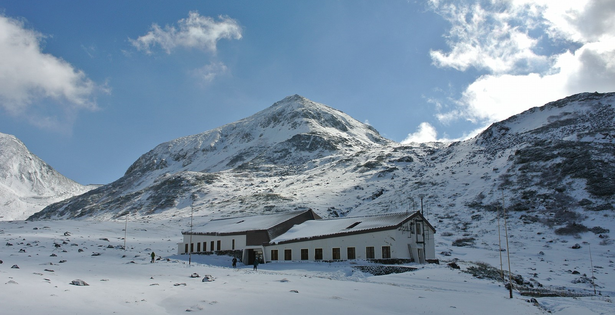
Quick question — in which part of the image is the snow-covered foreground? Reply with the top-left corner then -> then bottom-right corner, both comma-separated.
1,220 -> 612,315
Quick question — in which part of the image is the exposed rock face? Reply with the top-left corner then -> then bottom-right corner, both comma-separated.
29,93 -> 615,233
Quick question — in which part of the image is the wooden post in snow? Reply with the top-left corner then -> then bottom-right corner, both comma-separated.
589,244 -> 596,295
124,214 -> 128,251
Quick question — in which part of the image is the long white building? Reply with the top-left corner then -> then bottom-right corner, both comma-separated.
179,210 -> 436,265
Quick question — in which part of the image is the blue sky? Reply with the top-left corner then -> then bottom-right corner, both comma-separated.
1,0 -> 613,185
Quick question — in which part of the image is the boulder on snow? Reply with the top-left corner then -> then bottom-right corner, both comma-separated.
63,232 -> 71,236
190,273 -> 200,278
202,275 -> 215,282
70,279 -> 89,286
11,264 -> 19,269
447,262 -> 461,269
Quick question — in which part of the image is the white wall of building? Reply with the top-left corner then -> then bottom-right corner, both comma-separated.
264,219 -> 435,262
177,234 -> 246,254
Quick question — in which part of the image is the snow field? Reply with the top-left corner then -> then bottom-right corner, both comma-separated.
1,219 -> 613,314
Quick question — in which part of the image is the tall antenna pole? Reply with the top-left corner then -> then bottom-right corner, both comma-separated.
419,194 -> 425,215
418,194 -> 426,263
502,192 -> 513,299
189,206 -> 193,266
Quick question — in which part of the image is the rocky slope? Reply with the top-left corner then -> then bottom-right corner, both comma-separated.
0,132 -> 95,220
30,92 -> 614,233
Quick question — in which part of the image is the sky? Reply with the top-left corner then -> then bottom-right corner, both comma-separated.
0,0 -> 614,185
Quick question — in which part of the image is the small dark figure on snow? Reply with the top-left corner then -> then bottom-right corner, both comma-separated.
253,258 -> 259,271
151,251 -> 156,263
232,257 -> 237,268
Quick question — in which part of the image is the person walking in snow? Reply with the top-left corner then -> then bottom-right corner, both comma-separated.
253,258 -> 259,271
151,251 -> 156,263
232,257 -> 237,268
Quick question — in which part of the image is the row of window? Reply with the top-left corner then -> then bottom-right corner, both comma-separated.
184,239 -> 235,253
270,246 -> 391,261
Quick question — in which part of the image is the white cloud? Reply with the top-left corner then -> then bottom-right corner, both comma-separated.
0,14 -> 102,130
402,122 -> 440,143
428,0 -> 615,129
191,62 -> 229,84
131,11 -> 242,54
429,0 -> 550,74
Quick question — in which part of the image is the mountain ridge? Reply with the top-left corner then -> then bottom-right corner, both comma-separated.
0,132 -> 95,220
28,92 -> 614,226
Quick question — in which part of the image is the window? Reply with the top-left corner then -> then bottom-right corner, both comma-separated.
190,243 -> 194,253
315,248 -> 323,260
416,222 -> 422,235
217,240 -> 221,251
210,241 -> 214,252
271,249 -> 279,261
366,246 -> 375,259
202,242 -> 207,251
232,239 -> 235,250
185,243 -> 189,253
347,247 -> 356,260
284,249 -> 292,261
332,248 -> 341,260
301,249 -> 309,260
382,246 -> 391,259
197,242 -> 201,252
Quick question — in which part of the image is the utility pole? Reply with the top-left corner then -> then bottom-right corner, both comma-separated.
497,202 -> 504,282
189,206 -> 193,266
502,192 -> 513,299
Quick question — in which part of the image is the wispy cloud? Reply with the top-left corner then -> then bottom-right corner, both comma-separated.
0,14 -> 104,132
191,61 -> 229,84
427,0 -> 615,131
131,11 -> 242,54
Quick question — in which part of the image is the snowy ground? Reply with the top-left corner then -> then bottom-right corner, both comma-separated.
1,219 -> 613,314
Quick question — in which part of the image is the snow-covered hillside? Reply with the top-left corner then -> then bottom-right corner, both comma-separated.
0,132 -> 95,220
31,92 -> 614,224
9,92 -> 615,313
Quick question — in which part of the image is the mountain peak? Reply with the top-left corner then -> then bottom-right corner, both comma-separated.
0,132 -> 93,220
121,95 -> 389,179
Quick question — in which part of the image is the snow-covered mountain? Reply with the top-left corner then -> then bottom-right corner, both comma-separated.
30,92 -> 614,234
20,92 -> 615,309
0,132 -> 95,220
